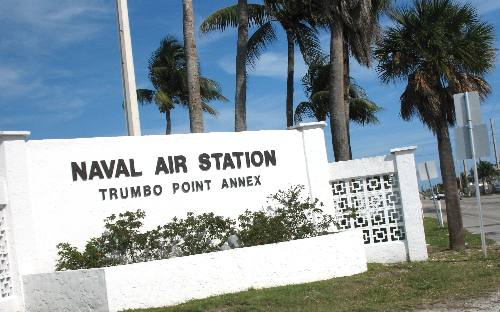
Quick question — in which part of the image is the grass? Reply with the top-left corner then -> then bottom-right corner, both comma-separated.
126,218 -> 500,312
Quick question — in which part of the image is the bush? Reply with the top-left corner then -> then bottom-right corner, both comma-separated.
55,185 -> 335,271
238,185 -> 334,246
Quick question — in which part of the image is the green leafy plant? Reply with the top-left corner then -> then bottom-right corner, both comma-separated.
55,185 -> 335,271
238,185 -> 334,246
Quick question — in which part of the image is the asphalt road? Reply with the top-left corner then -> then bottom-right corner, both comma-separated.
422,194 -> 500,244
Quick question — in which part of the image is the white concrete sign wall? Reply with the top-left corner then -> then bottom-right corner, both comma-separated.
22,230 -> 367,312
0,123 -> 334,302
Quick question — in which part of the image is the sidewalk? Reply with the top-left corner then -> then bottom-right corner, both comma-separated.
415,291 -> 500,312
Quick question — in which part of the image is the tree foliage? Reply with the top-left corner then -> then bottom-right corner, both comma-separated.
137,36 -> 227,134
294,59 -> 382,125
56,186 -> 335,271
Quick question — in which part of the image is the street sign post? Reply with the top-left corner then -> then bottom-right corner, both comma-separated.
453,91 -> 487,257
417,161 -> 444,227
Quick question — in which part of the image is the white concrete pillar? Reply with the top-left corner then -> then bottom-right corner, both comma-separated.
391,146 -> 428,261
289,122 -> 335,213
0,131 -> 37,311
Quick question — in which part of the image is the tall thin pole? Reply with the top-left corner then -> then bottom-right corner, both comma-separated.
490,118 -> 499,169
116,0 -> 141,136
463,159 -> 468,192
425,162 -> 443,227
465,92 -> 487,257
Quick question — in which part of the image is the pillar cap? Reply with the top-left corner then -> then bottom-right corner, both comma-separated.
0,131 -> 30,141
390,146 -> 417,154
288,121 -> 327,131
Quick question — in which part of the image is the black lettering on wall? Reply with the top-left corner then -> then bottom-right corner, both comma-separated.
155,157 -> 170,175
230,178 -> 238,188
71,162 -> 87,181
143,185 -> 151,197
264,150 -> 276,167
153,185 -> 162,196
115,159 -> 131,178
222,153 -> 235,170
174,156 -> 187,173
89,161 -> 104,180
172,183 -> 180,194
100,160 -> 116,179
198,153 -> 211,171
250,151 -> 264,167
130,159 -> 142,177
244,152 -> 251,167
232,152 -> 243,169
120,187 -> 129,199
98,188 -> 106,200
109,188 -> 118,200
211,153 -> 223,170
131,186 -> 141,198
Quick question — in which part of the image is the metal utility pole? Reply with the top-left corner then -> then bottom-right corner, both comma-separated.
116,0 -> 141,136
463,159 -> 468,191
490,118 -> 499,169
464,92 -> 487,257
424,163 -> 444,227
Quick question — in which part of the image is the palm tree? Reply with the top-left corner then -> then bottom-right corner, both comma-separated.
305,0 -> 373,161
343,0 -> 391,159
294,60 -> 382,130
235,0 -> 248,132
200,0 -> 322,128
182,0 -> 204,133
137,37 -> 227,134
375,0 -> 495,250
474,161 -> 498,194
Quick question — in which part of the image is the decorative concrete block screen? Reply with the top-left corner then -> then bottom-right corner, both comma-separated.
22,230 -> 367,312
0,207 -> 12,299
329,147 -> 428,263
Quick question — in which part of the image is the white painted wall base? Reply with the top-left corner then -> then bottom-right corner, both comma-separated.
22,230 -> 367,312
365,241 -> 407,263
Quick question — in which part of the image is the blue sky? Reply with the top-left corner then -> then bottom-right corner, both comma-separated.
0,0 -> 499,185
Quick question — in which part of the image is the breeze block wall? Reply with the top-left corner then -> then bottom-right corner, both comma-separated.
328,147 -> 428,263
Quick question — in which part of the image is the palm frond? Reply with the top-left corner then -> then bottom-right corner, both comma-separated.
200,78 -> 229,103
247,21 -> 278,67
200,4 -> 268,33
201,102 -> 218,116
349,98 -> 382,125
294,101 -> 316,124
136,89 -> 154,105
294,22 -> 323,65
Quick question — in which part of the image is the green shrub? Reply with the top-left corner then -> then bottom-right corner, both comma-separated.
238,185 -> 334,246
55,185 -> 335,271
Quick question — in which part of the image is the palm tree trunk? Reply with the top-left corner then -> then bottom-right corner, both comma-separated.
436,123 -> 465,250
286,30 -> 294,128
235,0 -> 248,132
182,0 -> 204,133
165,110 -> 172,135
329,24 -> 350,162
344,40 -> 352,159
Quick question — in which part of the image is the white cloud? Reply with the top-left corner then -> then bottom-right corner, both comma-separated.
198,29 -> 236,49
468,0 -> 500,14
0,0 -> 110,50
0,66 -> 42,96
0,65 -> 89,123
350,61 -> 379,84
